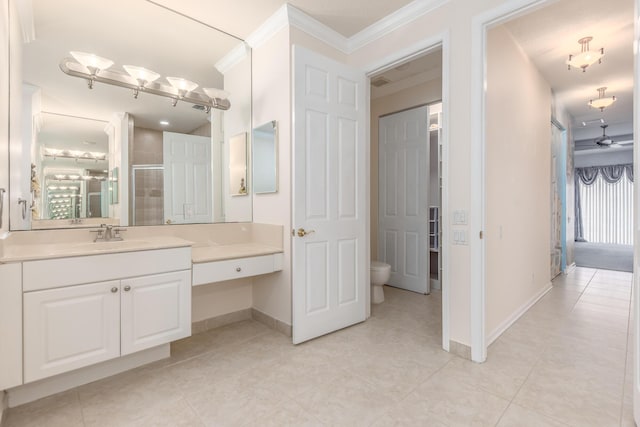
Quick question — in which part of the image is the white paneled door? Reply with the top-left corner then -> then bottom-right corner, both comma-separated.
292,46 -> 367,344
163,132 -> 212,224
378,106 -> 429,294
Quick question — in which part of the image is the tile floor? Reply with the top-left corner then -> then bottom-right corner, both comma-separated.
3,267 -> 634,426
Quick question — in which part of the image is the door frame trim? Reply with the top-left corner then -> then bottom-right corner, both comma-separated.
470,0 -> 598,362
364,30 -> 451,352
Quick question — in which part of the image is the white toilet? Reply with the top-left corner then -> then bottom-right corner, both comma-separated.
370,261 -> 391,304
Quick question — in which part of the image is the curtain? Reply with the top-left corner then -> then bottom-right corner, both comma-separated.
574,163 -> 633,243
574,174 -> 585,241
576,163 -> 634,185
600,165 -> 627,183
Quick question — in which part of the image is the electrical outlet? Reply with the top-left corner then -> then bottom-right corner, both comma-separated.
453,210 -> 467,225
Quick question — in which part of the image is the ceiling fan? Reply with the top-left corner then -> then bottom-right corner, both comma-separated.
595,124 -> 614,147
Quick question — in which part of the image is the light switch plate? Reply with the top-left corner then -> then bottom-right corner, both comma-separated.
453,210 -> 467,225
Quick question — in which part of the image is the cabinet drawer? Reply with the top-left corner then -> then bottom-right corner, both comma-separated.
192,254 -> 282,286
23,247 -> 191,292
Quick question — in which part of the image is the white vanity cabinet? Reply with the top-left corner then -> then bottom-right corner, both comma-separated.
120,271 -> 191,355
0,263 -> 23,390
23,280 -> 121,382
21,247 -> 191,383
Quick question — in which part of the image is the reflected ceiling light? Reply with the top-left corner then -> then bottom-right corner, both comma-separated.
159,120 -> 170,126
202,88 -> 230,113
202,88 -> 230,100
123,65 -> 161,98
166,77 -> 198,106
589,87 -> 616,111
566,37 -> 604,72
61,55 -> 230,112
70,51 -> 114,88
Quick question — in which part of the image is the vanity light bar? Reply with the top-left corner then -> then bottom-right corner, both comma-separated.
44,148 -> 107,162
60,56 -> 231,111
47,174 -> 107,181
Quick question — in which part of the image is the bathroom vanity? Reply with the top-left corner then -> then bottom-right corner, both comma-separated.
0,223 -> 284,406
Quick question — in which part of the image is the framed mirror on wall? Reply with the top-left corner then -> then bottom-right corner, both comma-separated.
253,121 -> 278,194
8,0 -> 252,230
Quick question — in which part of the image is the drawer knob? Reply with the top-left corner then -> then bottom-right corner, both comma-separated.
124,285 -> 131,292
111,287 -> 118,293
236,267 -> 242,272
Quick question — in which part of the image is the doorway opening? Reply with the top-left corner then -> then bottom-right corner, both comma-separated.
367,45 -> 448,349
473,0 -> 635,386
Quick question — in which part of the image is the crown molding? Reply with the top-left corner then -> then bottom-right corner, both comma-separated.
348,0 -> 450,52
244,0 -> 449,55
215,43 -> 250,74
285,4 -> 350,54
244,4 -> 289,49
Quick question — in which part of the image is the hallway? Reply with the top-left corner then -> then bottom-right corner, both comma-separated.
4,268 -> 633,426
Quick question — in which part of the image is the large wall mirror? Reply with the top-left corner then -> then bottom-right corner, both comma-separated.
9,0 -> 252,230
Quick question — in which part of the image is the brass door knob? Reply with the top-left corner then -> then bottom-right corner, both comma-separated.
297,228 -> 315,237
166,219 -> 173,224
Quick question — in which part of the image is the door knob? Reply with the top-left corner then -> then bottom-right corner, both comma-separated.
166,219 -> 173,224
297,228 -> 315,237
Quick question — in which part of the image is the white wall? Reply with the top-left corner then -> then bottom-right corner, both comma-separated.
192,280 -> 252,322
223,52 -> 252,222
251,28 -> 293,325
485,25 -> 551,338
370,78 -> 442,259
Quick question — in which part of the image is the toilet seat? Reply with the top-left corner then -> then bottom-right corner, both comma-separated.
371,261 -> 390,271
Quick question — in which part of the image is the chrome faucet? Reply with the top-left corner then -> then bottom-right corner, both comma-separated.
91,224 -> 126,242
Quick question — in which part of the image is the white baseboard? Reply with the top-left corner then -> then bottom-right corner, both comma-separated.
486,282 -> 552,347
7,344 -> 169,408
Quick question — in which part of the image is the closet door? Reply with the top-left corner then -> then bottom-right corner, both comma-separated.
378,105 -> 429,294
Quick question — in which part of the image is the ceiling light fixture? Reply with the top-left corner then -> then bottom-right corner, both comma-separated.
566,37 -> 604,72
595,124 -> 615,147
589,87 -> 616,111
123,65 -> 161,99
70,51 -> 114,89
61,52 -> 230,111
166,77 -> 199,107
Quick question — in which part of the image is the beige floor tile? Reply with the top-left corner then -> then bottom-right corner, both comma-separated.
79,369 -> 183,426
399,369 -> 510,427
514,361 -> 622,427
127,398 -> 205,426
293,372 -> 396,426
438,337 -> 541,400
4,391 -> 84,427
244,400 -> 325,427
184,371 -> 290,426
495,403 -> 569,427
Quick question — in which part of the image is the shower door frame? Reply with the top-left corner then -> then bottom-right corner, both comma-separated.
131,164 -> 164,226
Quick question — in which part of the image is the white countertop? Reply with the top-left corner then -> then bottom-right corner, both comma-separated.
191,242 -> 283,263
0,236 -> 194,263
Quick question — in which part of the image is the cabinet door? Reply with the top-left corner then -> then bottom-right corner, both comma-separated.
23,280 -> 121,383
0,263 -> 22,389
121,270 -> 191,355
